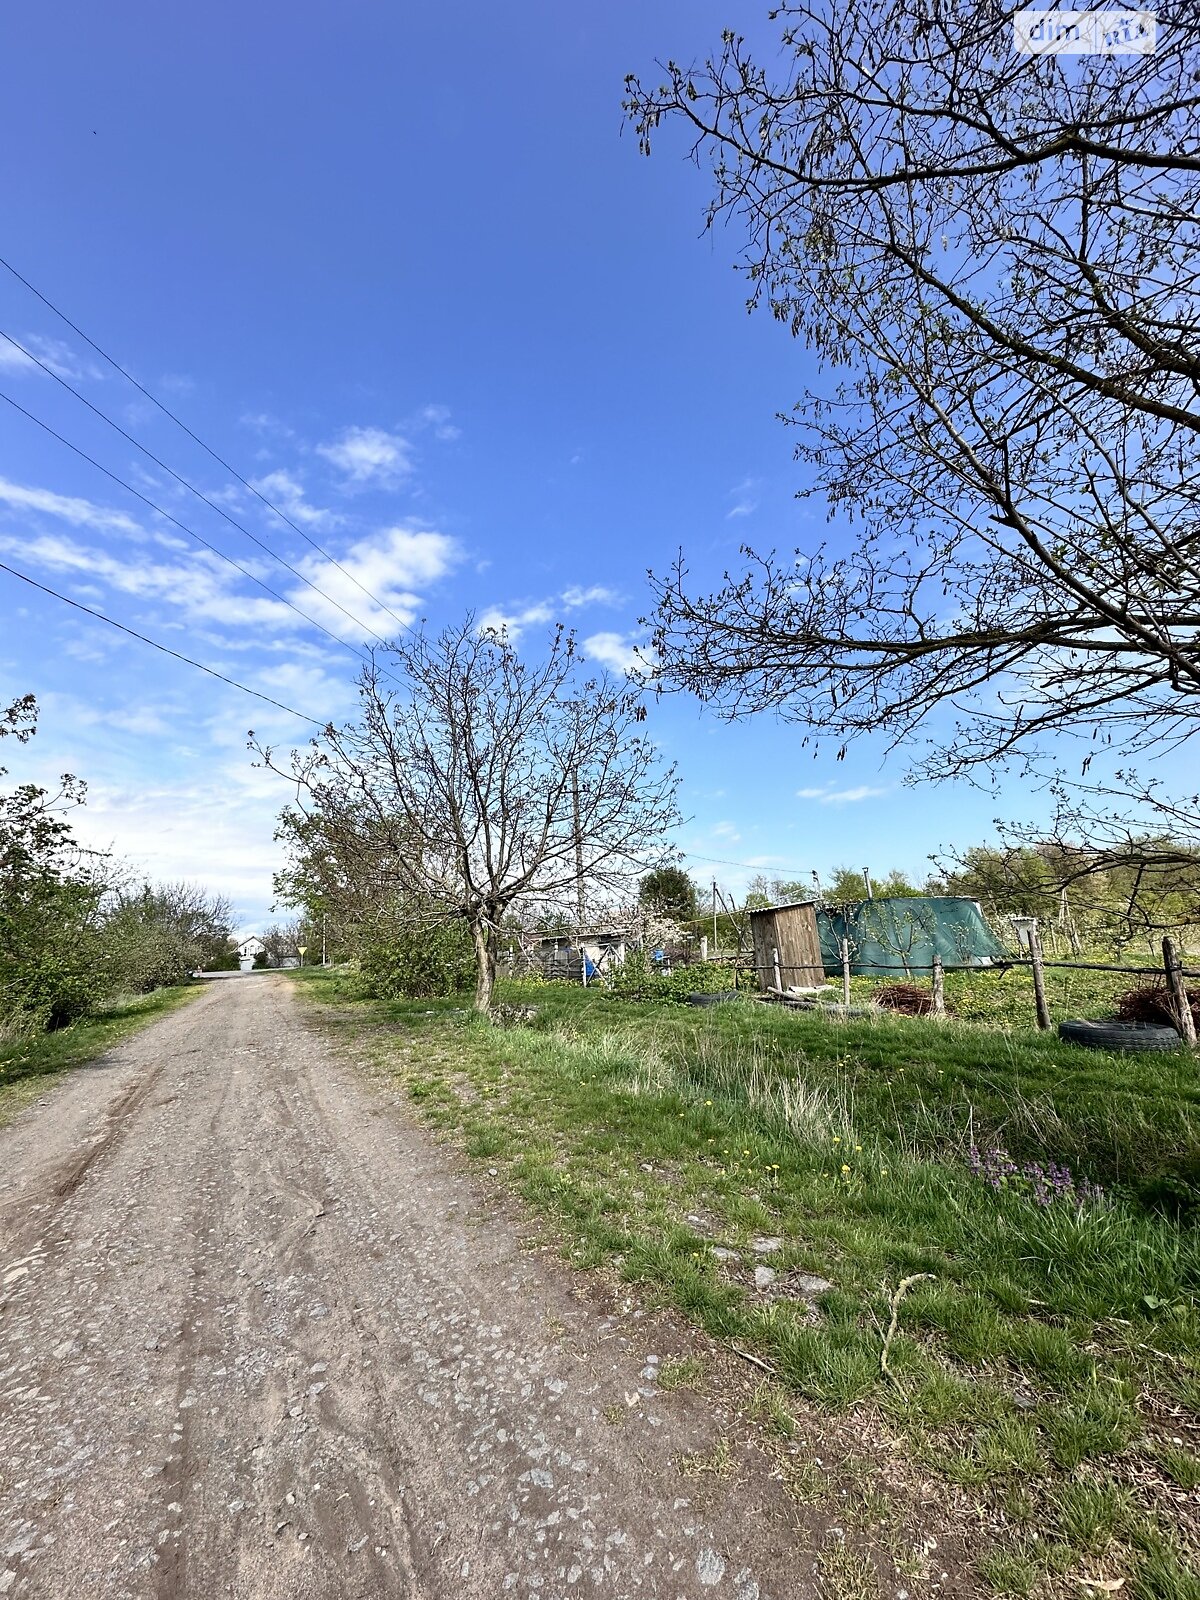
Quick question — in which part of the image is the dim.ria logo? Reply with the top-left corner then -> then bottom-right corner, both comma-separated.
1013,9 -> 1157,52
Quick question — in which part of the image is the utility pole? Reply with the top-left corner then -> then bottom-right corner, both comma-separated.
572,772 -> 585,925
321,913 -> 327,967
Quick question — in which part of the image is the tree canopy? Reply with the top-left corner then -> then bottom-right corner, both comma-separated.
260,619 -> 680,1010
626,7 -> 1200,792
638,865 -> 699,921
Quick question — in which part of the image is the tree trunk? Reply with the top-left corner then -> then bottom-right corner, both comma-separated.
471,916 -> 496,1013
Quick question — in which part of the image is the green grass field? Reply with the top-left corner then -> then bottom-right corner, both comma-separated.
294,967 -> 1200,1598
0,983 -> 199,1128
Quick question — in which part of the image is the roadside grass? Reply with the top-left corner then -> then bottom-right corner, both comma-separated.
0,984 -> 199,1127
293,968 -> 1200,1596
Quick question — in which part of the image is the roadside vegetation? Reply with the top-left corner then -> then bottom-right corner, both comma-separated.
0,983 -> 197,1127
294,967 -> 1200,1598
1,694 -> 229,1040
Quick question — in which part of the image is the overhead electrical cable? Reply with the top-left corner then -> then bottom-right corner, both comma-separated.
0,253 -> 414,632
0,560 -> 326,728
0,387 -> 379,673
0,330 -> 395,648
678,849 -> 818,875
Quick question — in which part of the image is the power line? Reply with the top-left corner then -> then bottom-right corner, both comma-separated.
678,849 -> 816,875
0,387 -> 375,672
0,559 -> 326,728
0,330 -> 394,648
0,253 -> 414,633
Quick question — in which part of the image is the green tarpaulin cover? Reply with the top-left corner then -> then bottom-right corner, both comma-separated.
815,897 -> 1007,975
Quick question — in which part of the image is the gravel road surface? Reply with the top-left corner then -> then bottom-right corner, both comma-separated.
0,976 -> 808,1598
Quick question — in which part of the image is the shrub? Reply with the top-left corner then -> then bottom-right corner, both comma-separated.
358,921 -> 475,999
608,945 -> 745,1002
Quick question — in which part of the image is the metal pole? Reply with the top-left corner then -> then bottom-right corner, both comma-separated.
713,879 -> 718,956
1163,936 -> 1197,1047
862,868 -> 872,900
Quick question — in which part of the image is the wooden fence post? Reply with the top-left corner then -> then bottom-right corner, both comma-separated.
772,945 -> 782,992
931,954 -> 945,1015
840,938 -> 851,1006
1163,937 -> 1197,1047
1028,928 -> 1051,1031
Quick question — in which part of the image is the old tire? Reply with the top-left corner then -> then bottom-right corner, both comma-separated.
687,991 -> 742,1007
1058,1019 -> 1182,1052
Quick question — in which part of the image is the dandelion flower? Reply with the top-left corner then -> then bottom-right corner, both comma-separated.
841,1164 -> 850,1173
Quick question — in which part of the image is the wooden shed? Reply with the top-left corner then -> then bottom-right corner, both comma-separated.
748,901 -> 825,992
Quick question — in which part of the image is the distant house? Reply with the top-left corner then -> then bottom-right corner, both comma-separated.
236,935 -> 265,973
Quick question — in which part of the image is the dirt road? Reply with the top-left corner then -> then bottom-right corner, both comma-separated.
0,975 -> 806,1599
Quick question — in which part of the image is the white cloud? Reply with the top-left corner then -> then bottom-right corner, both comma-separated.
0,332 -> 102,382
290,524 -> 458,640
251,469 -> 340,530
239,410 -> 295,439
727,476 -> 761,519
481,585 -> 619,644
0,476 -> 143,537
317,425 -> 412,486
0,531 -> 298,631
581,631 -> 652,676
796,784 -> 889,805
420,404 -> 461,442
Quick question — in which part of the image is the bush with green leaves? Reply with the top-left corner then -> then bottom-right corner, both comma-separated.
1,697 -> 230,1031
357,920 -> 476,1000
608,945 -> 745,1002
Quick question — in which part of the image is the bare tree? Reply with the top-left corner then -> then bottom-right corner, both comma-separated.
626,6 -> 1200,784
256,618 -> 681,1010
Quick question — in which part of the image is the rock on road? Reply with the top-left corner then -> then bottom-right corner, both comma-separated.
0,975 -> 805,1598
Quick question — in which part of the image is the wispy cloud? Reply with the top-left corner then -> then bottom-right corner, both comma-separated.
0,531 -> 298,630
420,403 -> 461,442
239,410 -> 295,439
727,476 -> 761,519
0,476 -> 143,537
481,585 -> 619,643
317,425 -> 412,486
252,469 -> 340,530
0,332 -> 102,382
796,784 -> 889,805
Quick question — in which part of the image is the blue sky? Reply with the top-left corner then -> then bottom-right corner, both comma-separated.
0,2 -> 1073,931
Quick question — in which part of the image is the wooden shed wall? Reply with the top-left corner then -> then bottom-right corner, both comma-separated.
749,904 -> 825,991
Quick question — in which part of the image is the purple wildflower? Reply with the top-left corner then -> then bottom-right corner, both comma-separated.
967,1144 -> 1105,1208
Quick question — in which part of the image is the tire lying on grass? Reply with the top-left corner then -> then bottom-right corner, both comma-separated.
1058,1019 -> 1182,1052
686,991 -> 743,1007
